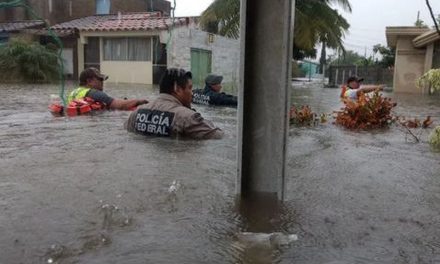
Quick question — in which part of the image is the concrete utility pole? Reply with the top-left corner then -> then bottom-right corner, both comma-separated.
237,0 -> 295,200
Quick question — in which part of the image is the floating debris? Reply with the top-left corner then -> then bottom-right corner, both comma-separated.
44,244 -> 66,264
99,203 -> 131,229
235,232 -> 298,249
168,180 -> 182,194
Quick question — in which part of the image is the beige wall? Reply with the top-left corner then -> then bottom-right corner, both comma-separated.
393,37 -> 426,93
100,61 -> 153,84
77,32 -> 158,84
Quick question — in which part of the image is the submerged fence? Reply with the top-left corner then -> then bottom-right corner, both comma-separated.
328,65 -> 394,87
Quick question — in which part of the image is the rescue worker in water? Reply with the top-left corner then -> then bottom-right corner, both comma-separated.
192,74 -> 237,107
68,67 -> 148,110
126,68 -> 224,139
340,76 -> 385,100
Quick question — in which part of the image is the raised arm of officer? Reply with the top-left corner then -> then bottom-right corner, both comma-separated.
109,98 -> 148,110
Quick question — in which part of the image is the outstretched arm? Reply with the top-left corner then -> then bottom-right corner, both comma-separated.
357,85 -> 385,96
209,92 -> 238,106
109,99 -> 148,110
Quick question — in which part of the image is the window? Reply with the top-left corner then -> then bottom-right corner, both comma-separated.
96,0 -> 111,15
103,37 -> 152,61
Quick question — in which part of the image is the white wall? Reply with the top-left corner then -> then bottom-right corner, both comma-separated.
165,26 -> 240,89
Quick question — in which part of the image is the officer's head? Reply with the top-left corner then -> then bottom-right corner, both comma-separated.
160,68 -> 193,108
205,74 -> 223,93
79,67 -> 108,91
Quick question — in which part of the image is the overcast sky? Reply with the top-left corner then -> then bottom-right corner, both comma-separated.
174,0 -> 440,59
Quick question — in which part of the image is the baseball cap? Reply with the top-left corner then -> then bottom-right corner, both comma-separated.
205,74 -> 223,85
80,67 -> 109,83
347,76 -> 364,83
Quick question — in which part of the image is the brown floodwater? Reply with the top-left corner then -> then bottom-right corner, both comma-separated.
0,82 -> 439,264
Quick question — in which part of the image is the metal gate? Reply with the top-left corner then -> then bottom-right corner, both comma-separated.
191,48 -> 212,88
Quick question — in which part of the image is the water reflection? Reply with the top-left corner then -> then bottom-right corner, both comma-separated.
232,193 -> 298,264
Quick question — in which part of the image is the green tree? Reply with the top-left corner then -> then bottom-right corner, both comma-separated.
415,19 -> 426,27
0,39 -> 59,83
200,0 -> 351,60
199,0 -> 240,38
329,50 -> 365,65
373,44 -> 395,68
415,11 -> 426,27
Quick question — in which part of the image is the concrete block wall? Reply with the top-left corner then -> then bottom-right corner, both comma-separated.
166,26 -> 240,90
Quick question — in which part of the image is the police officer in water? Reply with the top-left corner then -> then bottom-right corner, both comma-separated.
126,68 -> 224,139
192,74 -> 237,107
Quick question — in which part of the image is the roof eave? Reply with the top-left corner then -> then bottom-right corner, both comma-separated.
413,30 -> 440,48
385,26 -> 430,48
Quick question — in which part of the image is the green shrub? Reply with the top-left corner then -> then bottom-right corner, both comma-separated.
429,126 -> 440,150
416,69 -> 440,94
0,39 -> 59,83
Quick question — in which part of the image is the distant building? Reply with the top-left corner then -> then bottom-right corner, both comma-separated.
298,60 -> 320,79
0,1 -> 240,86
0,20 -> 44,43
386,26 -> 440,94
45,12 -> 239,85
0,0 -> 171,24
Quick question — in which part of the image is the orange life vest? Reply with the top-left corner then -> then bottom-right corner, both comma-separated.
48,97 -> 106,117
340,85 -> 348,98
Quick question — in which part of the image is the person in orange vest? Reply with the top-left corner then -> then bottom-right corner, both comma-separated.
340,76 -> 385,100
68,67 -> 148,110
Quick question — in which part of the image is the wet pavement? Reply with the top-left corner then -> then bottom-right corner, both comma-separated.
0,82 -> 439,264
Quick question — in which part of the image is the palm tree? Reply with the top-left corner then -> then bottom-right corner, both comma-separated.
200,0 -> 351,60
0,39 -> 59,83
199,0 -> 240,38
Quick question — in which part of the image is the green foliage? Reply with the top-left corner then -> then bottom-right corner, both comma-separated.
373,44 -> 395,68
295,0 -> 350,58
0,39 -> 59,83
199,0 -> 351,60
199,0 -> 240,38
329,50 -> 365,65
416,69 -> 440,93
414,18 -> 426,27
429,126 -> 440,149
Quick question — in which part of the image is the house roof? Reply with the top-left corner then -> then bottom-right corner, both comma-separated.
385,26 -> 431,48
413,29 -> 440,48
50,12 -> 189,33
0,20 -> 45,33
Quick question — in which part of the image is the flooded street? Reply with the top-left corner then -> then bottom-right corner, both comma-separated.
1,82 -> 440,263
